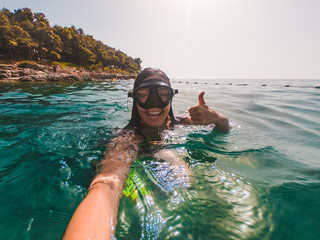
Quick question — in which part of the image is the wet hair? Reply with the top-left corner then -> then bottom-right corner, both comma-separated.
123,68 -> 177,130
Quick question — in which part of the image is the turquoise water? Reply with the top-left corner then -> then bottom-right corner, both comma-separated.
0,79 -> 319,239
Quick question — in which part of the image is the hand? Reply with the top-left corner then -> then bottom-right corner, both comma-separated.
188,91 -> 230,131
188,91 -> 218,125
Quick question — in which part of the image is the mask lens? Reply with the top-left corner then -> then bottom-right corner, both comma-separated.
135,88 -> 150,103
157,86 -> 172,102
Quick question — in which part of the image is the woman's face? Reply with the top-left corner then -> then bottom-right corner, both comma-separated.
137,103 -> 171,128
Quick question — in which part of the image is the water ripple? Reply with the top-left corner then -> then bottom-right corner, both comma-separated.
1,80 -> 320,239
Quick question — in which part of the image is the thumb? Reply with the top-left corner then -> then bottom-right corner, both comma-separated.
198,91 -> 206,105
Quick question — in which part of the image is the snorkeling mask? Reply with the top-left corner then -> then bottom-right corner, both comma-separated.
128,79 -> 178,109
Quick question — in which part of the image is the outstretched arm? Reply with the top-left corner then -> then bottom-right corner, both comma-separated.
63,132 -> 142,240
183,91 -> 230,132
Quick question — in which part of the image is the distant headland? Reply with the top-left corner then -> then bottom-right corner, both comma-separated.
0,8 -> 141,82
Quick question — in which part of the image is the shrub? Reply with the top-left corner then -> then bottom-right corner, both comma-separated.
18,60 -> 38,68
18,61 -> 45,71
50,51 -> 61,61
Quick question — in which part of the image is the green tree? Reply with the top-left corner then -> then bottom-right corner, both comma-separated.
0,10 -> 14,57
53,26 -> 73,61
14,8 -> 33,22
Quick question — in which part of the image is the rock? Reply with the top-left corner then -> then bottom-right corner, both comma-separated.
21,68 -> 39,75
11,73 -> 20,78
0,64 -> 18,70
19,76 -> 34,82
18,63 -> 46,71
0,73 -> 11,79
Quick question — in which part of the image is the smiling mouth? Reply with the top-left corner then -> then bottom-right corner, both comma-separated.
147,111 -> 161,116
145,110 -> 163,121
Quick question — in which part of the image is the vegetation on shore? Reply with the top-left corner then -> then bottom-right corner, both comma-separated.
0,8 -> 142,75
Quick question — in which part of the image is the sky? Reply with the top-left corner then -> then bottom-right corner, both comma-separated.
1,0 -> 320,79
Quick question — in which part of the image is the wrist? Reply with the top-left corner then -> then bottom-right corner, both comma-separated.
89,173 -> 126,197
214,114 -> 230,132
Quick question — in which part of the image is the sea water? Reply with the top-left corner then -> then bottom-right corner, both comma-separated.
0,79 -> 319,239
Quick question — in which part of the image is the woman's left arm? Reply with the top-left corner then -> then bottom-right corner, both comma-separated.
63,132 -> 142,240
183,91 -> 230,132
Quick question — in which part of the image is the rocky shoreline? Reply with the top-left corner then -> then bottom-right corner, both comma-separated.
0,63 -> 137,83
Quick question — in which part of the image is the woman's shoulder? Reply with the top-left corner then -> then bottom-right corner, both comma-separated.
174,115 -> 191,125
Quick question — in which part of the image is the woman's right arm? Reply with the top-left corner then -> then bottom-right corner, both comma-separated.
63,132 -> 142,240
184,91 -> 230,132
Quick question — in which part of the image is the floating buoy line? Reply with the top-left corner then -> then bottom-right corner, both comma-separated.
171,80 -> 320,89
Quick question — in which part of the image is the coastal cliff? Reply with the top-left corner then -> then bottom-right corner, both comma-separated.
0,8 -> 142,78
0,63 -> 137,82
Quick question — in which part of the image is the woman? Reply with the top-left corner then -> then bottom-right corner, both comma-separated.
63,68 -> 230,240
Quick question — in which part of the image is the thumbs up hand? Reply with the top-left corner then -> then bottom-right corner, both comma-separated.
188,91 -> 216,125
188,91 -> 230,131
